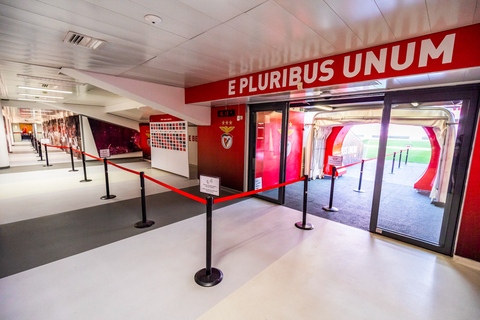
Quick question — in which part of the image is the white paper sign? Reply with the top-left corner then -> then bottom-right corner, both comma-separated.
328,155 -> 343,166
200,175 -> 220,196
255,177 -> 262,190
99,149 -> 110,158
40,139 -> 50,144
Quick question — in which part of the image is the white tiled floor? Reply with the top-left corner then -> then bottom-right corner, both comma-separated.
1,143 -> 480,320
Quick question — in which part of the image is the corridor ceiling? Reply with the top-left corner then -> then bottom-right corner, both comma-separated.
1,0 -> 480,122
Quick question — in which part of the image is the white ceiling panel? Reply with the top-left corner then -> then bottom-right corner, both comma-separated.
475,0 -> 480,23
275,0 -> 364,51
130,0 -> 224,30
427,70 -> 467,85
227,1 -> 337,60
139,48 -> 235,80
177,24 -> 283,71
464,66 -> 480,81
0,0 -> 479,120
375,0 -> 431,40
394,74 -> 432,87
178,0 -> 268,21
324,0 -> 396,46
426,0 -> 478,32
80,0 -> 210,40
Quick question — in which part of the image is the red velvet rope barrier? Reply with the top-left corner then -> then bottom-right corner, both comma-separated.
38,144 -> 317,207
336,149 -> 408,170
213,176 -> 305,204
44,144 -> 70,149
144,174 -> 207,204
106,160 -> 140,175
83,152 -> 104,161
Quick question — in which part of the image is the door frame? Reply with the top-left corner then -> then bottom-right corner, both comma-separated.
370,85 -> 480,255
247,102 -> 289,205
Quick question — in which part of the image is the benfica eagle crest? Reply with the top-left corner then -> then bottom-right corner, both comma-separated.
220,126 -> 235,149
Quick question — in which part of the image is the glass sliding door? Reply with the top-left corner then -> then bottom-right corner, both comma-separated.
248,103 -> 288,204
371,87 -> 479,255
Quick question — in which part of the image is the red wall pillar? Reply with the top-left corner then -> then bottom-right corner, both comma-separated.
198,105 -> 246,191
455,120 -> 480,262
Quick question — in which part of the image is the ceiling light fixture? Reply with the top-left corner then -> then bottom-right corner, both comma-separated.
18,93 -> 64,99
17,74 -> 85,85
144,14 -> 163,25
314,105 -> 333,111
18,86 -> 72,94
411,102 -> 419,107
18,98 -> 58,103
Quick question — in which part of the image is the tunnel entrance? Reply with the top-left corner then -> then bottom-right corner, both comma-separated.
283,95 -> 467,254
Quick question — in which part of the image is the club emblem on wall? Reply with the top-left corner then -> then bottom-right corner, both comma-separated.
220,125 -> 235,149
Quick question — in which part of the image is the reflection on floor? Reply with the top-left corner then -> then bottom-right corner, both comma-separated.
285,160 -> 444,243
1,142 -> 480,319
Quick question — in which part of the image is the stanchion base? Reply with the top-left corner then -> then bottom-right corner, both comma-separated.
80,179 -> 92,182
322,205 -> 338,212
295,221 -> 314,230
101,195 -> 116,200
43,164 -> 53,167
353,189 -> 365,193
194,268 -> 223,287
134,220 -> 155,228
69,169 -> 79,172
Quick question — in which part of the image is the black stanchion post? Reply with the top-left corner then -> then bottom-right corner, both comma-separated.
69,147 -> 78,172
398,150 -> 402,169
100,159 -> 116,200
38,143 -> 43,161
135,172 -> 154,228
405,148 -> 409,165
79,152 -> 92,182
322,166 -> 339,212
34,138 -> 38,153
354,160 -> 365,193
43,145 -> 52,167
390,152 -> 396,174
295,175 -> 314,230
195,196 -> 223,287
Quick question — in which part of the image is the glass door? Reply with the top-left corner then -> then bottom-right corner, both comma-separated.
370,87 -> 479,255
248,102 -> 288,204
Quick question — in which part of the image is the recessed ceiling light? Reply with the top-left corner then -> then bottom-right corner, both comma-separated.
313,105 -> 333,111
18,93 -> 64,99
18,98 -> 57,103
411,102 -> 419,107
17,74 -> 85,85
18,86 -> 72,94
144,14 -> 163,25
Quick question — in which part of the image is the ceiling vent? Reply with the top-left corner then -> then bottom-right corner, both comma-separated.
62,31 -> 106,49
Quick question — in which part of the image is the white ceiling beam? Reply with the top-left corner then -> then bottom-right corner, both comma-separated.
60,68 -> 211,125
105,100 -> 145,113
42,103 -> 140,131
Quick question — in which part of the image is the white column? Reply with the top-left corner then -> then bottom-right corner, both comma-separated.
0,105 -> 10,168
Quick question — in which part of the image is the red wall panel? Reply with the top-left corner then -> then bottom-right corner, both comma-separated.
455,122 -> 480,262
198,105 -> 246,191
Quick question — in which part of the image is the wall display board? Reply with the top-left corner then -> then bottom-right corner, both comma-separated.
42,115 -> 82,159
150,115 -> 189,178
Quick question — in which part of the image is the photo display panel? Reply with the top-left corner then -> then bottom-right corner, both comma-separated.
150,121 -> 187,151
150,119 -> 189,178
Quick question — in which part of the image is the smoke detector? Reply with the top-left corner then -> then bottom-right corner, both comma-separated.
144,14 -> 162,25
